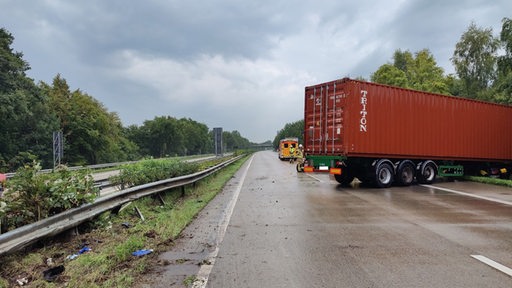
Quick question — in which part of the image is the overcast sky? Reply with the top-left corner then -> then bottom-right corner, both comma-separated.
1,0 -> 510,143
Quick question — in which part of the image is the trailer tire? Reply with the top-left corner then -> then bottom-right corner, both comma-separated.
395,160 -> 415,186
374,160 -> 394,188
417,161 -> 437,184
334,169 -> 354,187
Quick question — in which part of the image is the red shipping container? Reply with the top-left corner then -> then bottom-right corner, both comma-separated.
304,78 -> 512,162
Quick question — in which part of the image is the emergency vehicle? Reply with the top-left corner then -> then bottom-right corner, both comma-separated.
278,138 -> 299,161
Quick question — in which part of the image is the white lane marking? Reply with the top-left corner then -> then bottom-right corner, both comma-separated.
471,255 -> 512,277
420,184 -> 512,206
305,173 -> 324,182
192,155 -> 254,288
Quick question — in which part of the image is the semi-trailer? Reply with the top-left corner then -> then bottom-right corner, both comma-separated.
301,78 -> 512,187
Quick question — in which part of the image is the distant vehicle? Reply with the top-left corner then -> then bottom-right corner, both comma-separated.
301,78 -> 512,187
278,138 -> 299,161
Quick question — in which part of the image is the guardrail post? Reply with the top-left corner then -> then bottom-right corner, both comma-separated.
156,193 -> 166,205
134,206 -> 145,221
0,217 -> 6,234
181,186 -> 186,197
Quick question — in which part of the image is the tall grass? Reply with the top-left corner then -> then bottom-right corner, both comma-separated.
464,175 -> 512,188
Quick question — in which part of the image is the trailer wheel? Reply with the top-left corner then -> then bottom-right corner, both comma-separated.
375,161 -> 394,188
395,160 -> 415,186
417,161 -> 437,184
334,169 -> 354,187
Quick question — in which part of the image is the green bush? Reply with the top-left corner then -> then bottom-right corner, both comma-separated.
109,158 -> 200,188
0,162 -> 98,229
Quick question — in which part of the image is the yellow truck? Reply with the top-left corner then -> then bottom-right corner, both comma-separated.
278,138 -> 299,161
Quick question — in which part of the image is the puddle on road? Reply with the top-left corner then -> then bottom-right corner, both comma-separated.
146,249 -> 211,286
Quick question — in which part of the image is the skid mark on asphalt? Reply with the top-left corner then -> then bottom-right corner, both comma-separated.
192,155 -> 254,288
420,184 -> 512,206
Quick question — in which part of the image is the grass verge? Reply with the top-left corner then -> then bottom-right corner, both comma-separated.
0,155 -> 250,288
464,175 -> 512,188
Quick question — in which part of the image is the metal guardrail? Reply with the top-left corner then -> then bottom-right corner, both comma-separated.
3,161 -> 137,179
3,154 -> 221,179
0,155 -> 243,256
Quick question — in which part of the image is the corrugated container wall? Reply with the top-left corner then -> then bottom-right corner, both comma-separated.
304,78 -> 512,162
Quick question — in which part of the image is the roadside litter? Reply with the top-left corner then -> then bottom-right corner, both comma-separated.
43,265 -> 65,282
66,246 -> 91,260
16,277 -> 28,286
132,249 -> 153,256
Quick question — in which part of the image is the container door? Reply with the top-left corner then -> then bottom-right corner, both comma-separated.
305,86 -> 325,154
305,82 -> 346,155
324,83 -> 346,154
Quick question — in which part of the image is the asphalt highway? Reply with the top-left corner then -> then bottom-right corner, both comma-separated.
137,151 -> 512,288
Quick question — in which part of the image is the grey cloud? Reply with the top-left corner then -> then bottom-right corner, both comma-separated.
49,1 -> 298,62
1,0 -> 511,142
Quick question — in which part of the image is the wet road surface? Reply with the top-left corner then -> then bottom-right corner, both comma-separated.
138,151 -> 512,287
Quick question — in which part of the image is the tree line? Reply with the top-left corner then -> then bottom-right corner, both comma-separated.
372,18 -> 512,103
274,18 -> 512,145
0,28 -> 252,172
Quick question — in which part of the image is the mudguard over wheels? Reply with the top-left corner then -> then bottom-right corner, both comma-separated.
395,160 -> 415,186
417,160 -> 437,184
374,160 -> 394,188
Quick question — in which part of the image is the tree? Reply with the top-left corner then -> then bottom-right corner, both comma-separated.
451,22 -> 500,99
407,49 -> 448,94
42,75 -> 136,165
127,116 -> 217,158
498,17 -> 512,76
140,116 -> 184,158
178,118 -> 211,155
392,49 -> 413,73
0,28 -> 59,171
223,130 -> 251,151
493,17 -> 512,104
371,49 -> 448,94
0,28 -> 30,94
123,124 -> 150,156
273,120 -> 304,149
371,64 -> 408,87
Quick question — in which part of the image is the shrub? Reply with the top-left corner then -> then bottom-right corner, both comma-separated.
109,159 -> 200,188
1,162 -> 98,229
